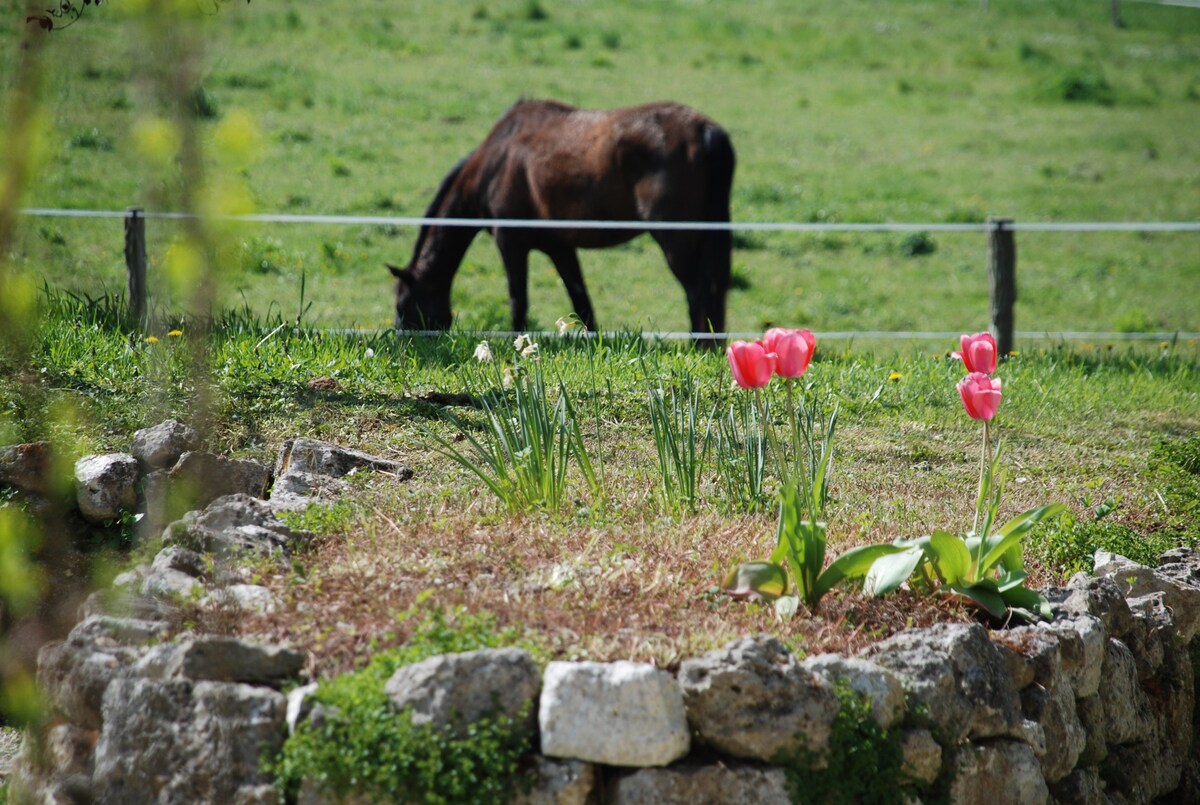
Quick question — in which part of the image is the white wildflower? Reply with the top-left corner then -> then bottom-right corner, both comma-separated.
513,334 -> 532,353
520,342 -> 539,359
364,347 -> 375,359
555,315 -> 579,334
473,340 -> 493,362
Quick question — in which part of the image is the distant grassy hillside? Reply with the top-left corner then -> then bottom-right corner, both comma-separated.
3,0 -> 1199,334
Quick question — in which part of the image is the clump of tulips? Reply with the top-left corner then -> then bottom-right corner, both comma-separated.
723,328 -> 1064,622
863,332 -> 1064,621
723,328 -> 902,614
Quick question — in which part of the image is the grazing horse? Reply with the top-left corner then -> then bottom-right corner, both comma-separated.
388,99 -> 736,338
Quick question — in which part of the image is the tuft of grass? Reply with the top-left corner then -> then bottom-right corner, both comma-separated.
270,605 -> 533,804
776,681 -> 930,805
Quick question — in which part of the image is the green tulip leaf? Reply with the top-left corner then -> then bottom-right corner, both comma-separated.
950,580 -> 1007,619
814,542 -> 911,601
723,561 -> 788,602
980,503 -> 1068,573
864,545 -> 925,597
929,529 -> 971,585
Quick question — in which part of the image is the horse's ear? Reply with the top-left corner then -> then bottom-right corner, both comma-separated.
387,263 -> 406,281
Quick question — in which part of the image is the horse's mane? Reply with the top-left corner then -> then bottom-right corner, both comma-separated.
410,153 -> 471,262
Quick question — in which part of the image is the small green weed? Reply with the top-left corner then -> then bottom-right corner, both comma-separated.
776,682 -> 923,805
1034,513 -> 1174,577
898,232 -> 937,258
279,499 -> 359,537
270,606 -> 533,804
67,127 -> 113,151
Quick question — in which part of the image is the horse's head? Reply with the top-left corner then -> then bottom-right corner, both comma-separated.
388,263 -> 452,330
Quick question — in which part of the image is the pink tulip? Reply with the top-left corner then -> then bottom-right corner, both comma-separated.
727,340 -> 774,389
763,327 -> 815,378
958,372 -> 1002,421
953,332 -> 998,375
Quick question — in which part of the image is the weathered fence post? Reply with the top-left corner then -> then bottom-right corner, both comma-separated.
1111,0 -> 1123,28
987,217 -> 1016,358
124,206 -> 147,323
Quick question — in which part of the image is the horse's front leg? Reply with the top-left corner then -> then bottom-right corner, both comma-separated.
545,247 -> 597,331
497,237 -> 530,331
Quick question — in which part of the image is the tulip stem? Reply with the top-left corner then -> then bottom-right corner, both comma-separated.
972,419 -> 991,539
755,387 -> 790,491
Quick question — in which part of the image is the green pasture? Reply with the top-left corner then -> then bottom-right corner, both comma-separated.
3,0 -> 1199,334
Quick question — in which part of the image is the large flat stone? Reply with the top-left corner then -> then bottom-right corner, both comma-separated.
539,661 -> 689,767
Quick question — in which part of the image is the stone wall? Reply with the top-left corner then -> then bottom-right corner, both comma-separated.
12,548 -> 1200,804
6,425 -> 1200,803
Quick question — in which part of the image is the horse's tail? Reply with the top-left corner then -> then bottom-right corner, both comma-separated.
699,123 -> 736,336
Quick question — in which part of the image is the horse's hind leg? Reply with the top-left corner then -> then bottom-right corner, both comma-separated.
497,238 -> 531,331
546,247 -> 597,331
652,232 -> 714,343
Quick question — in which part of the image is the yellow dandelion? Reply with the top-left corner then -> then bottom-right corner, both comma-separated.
167,329 -> 183,337
145,336 -> 160,344
1160,341 -> 1170,350
888,372 -> 903,381
1009,351 -> 1020,357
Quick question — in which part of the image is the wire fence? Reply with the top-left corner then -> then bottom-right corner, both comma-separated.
16,206 -> 1200,343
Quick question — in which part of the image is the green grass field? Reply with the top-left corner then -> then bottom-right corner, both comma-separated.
3,0 -> 1199,334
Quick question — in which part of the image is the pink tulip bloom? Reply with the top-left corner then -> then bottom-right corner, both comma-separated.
727,340 -> 774,389
958,372 -> 1002,421
952,332 -> 998,375
763,327 -> 815,378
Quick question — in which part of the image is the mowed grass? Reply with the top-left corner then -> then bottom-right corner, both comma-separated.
2,0 -> 1199,334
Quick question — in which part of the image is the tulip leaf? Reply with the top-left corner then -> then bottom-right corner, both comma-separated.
1000,584 -> 1053,621
723,561 -> 788,601
928,529 -> 971,585
950,580 -> 1007,619
864,545 -> 925,597
984,503 -> 1067,572
814,542 -> 910,601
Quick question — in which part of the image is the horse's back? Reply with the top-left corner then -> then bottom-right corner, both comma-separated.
474,100 -> 732,227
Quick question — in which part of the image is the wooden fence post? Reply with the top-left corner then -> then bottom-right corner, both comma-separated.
988,217 -> 1016,358
125,206 -> 147,323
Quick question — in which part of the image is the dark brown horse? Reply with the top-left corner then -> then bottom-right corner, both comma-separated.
388,99 -> 735,337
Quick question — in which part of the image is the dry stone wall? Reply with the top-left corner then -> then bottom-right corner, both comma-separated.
4,423 -> 1200,804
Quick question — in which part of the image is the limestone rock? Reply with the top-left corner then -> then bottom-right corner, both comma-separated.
862,623 -> 1022,744
275,437 -> 411,481
1049,767 -> 1103,805
1021,681 -> 1085,783
1074,694 -> 1108,766
0,440 -> 54,495
92,678 -> 286,803
802,653 -> 905,728
168,451 -> 272,509
151,546 -> 210,580
268,470 -> 353,512
37,615 -> 169,729
1100,638 -> 1154,746
74,453 -> 139,523
1048,575 -> 1136,641
611,763 -> 790,805
1093,551 -> 1200,642
1045,614 -> 1106,698
163,494 -> 305,558
140,567 -> 203,602
384,648 -> 540,738
949,740 -> 1049,805
899,728 -> 942,785
678,636 -> 838,762
539,660 -> 689,767
131,419 -> 199,470
164,636 -> 304,688
201,584 -> 279,615
510,756 -> 596,805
